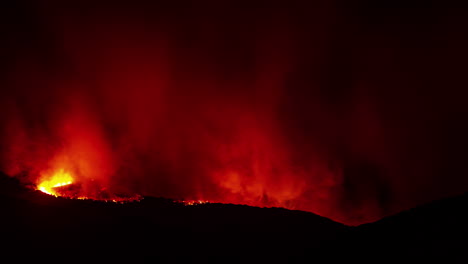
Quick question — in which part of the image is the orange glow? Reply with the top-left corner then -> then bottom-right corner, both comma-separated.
37,168 -> 74,197
36,167 -> 142,202
179,200 -> 210,206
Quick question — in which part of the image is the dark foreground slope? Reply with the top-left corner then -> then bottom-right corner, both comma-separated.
0,173 -> 346,261
337,193 -> 468,262
3,172 -> 468,262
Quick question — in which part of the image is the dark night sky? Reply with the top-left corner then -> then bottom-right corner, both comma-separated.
1,0 -> 467,225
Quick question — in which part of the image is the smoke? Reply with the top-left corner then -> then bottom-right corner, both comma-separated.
1,0 -> 468,225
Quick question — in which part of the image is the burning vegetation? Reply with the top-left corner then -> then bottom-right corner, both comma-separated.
36,167 -> 141,203
178,200 -> 210,206
37,168 -> 73,197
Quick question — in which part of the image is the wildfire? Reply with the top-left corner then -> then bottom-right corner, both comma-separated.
37,168 -> 74,197
36,168 -> 142,203
179,200 -> 210,206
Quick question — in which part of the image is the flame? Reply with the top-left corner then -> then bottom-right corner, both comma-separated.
36,167 -> 142,203
37,168 -> 74,197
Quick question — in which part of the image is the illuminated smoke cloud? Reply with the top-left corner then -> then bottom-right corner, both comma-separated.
1,1 -> 468,225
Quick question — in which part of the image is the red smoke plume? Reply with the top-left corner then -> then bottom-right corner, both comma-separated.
1,1 -> 468,225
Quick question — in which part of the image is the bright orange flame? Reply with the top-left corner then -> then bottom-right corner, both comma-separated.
36,167 -> 142,202
37,169 -> 74,197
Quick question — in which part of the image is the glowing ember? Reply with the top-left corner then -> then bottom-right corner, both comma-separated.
37,169 -> 73,197
179,200 -> 210,206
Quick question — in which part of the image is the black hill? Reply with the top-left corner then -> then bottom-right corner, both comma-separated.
2,172 -> 468,262
0,173 -> 346,261
341,192 -> 468,261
